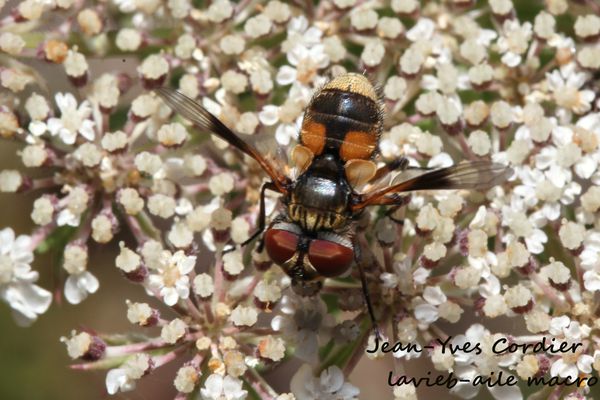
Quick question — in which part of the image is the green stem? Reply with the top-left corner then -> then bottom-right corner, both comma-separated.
318,317 -> 370,375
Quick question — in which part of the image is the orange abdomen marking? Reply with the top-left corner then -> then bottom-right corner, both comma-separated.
340,130 -> 377,161
300,120 -> 326,155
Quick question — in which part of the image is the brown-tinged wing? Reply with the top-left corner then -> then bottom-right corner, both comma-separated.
352,161 -> 511,210
155,87 -> 289,193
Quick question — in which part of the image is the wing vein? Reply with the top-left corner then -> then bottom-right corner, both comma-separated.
155,87 -> 289,193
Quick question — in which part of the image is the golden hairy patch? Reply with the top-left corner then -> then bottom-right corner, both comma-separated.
323,73 -> 378,101
300,120 -> 326,155
340,130 -> 377,161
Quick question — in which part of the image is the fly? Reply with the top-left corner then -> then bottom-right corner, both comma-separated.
155,73 -> 511,337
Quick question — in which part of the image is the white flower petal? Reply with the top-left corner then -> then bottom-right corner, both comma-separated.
106,368 -> 129,395
320,365 -> 344,393
64,275 -> 85,304
276,65 -> 297,86
427,152 -> 453,168
275,124 -> 297,146
578,355 -> 594,374
574,156 -> 597,179
59,128 -> 77,145
423,286 -> 447,305
290,364 -> 314,400
3,283 -> 51,326
550,359 -> 577,379
258,105 -> 280,126
584,271 -> 600,291
414,303 -> 439,324
488,379 -> 523,400
79,119 -> 96,141
501,52 -> 521,67
0,227 -> 15,252
55,92 -> 77,112
202,374 -> 224,398
29,121 -> 47,136
162,287 -> 179,306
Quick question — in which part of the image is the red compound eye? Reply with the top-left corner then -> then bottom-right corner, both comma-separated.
265,228 -> 299,266
308,239 -> 354,277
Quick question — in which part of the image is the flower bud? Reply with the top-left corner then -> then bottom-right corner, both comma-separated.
61,331 -> 106,361
504,284 -> 534,314
544,259 -> 571,291
174,364 -> 200,394
126,300 -> 160,327
252,249 -> 272,272
210,208 -> 232,244
161,318 -> 188,344
257,336 -> 286,364
253,280 -> 282,310
138,54 -> 169,89
193,273 -> 214,300
64,49 -> 88,87
223,250 -> 244,281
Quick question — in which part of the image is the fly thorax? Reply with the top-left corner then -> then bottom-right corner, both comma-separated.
287,202 -> 346,232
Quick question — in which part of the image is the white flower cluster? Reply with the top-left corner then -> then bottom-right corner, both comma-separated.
0,228 -> 51,326
0,0 -> 599,399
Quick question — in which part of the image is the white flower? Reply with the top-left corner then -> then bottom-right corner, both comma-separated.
413,286 -> 451,325
550,354 -> 594,380
277,16 -> 329,87
500,206 -> 548,254
106,353 -> 152,394
200,374 -> 247,400
161,318 -> 187,343
64,271 -> 99,304
147,250 -> 196,306
56,186 -> 90,227
282,16 -> 323,52
507,127 -> 582,229
277,44 -> 329,86
549,316 -> 590,339
406,18 -> 435,42
271,295 -> 333,363
62,244 -> 99,304
106,368 -> 135,395
414,302 -> 439,324
546,63 -> 595,118
290,364 -> 359,400
0,228 -> 51,326
450,325 -> 521,400
583,268 -> 600,291
113,0 -> 135,13
580,232 -> 600,270
31,92 -> 95,144
497,20 -> 532,67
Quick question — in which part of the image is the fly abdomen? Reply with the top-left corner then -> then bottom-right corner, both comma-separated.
299,73 -> 383,162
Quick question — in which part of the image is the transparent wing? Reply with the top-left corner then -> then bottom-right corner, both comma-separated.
155,87 -> 289,192
243,130 -> 292,179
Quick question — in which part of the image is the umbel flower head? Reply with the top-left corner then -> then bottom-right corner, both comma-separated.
0,0 -> 599,399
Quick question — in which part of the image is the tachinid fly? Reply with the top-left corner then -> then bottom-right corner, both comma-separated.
155,73 -> 511,335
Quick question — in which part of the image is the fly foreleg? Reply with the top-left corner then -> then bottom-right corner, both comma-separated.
223,181 -> 277,254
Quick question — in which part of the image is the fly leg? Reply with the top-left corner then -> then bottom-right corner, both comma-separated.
223,181 -> 277,254
354,239 -> 382,342
382,193 -> 411,225
371,157 -> 409,182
